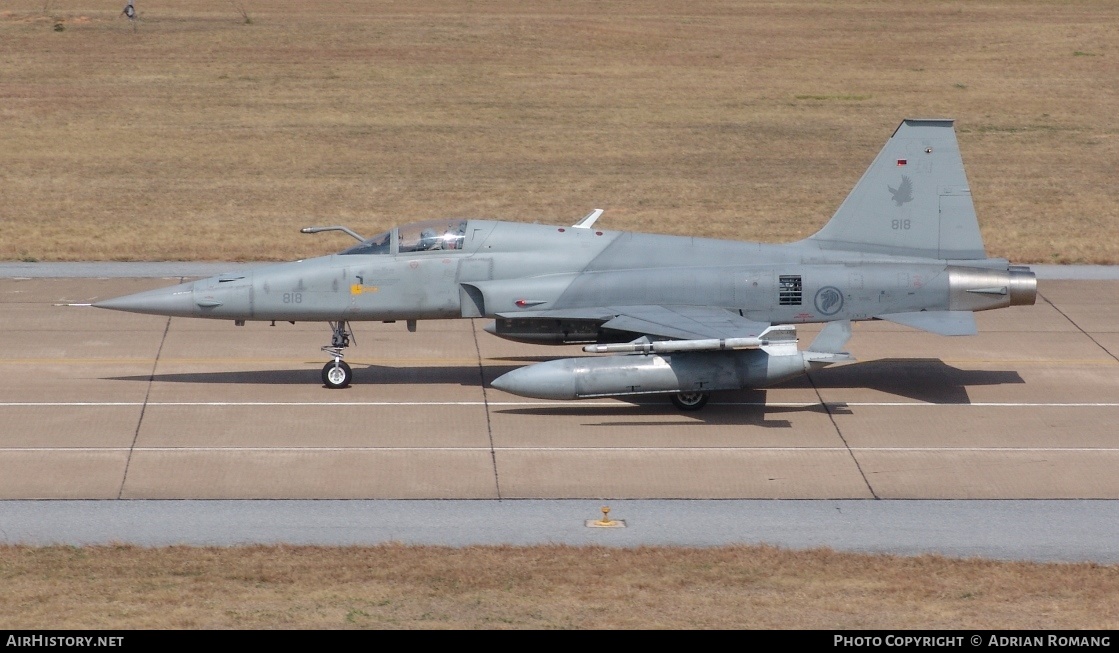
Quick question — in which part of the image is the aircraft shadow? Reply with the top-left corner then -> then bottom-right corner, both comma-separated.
487,355 -> 577,364
104,359 -> 1023,411
807,358 -> 1025,405
105,364 -> 523,387
108,369 -> 326,385
494,392 -> 818,428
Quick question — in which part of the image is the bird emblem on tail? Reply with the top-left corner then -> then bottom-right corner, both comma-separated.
888,175 -> 913,206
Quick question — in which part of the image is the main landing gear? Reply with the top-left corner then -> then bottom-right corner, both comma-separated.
321,321 -> 354,389
670,391 -> 710,411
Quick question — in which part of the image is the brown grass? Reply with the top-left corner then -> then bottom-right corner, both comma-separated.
0,544 -> 1116,629
1,1 -> 1116,263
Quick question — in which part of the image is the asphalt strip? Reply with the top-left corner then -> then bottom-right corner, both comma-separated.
0,499 -> 1116,563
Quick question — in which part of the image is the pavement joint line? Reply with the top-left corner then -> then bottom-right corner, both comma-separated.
117,309 -> 174,499
6,447 -> 1119,453
471,319 -> 502,499
807,370 -> 879,499
5,401 -> 1119,407
1039,290 -> 1119,364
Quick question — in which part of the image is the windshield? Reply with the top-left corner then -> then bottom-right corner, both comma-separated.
337,219 -> 469,256
399,219 -> 467,253
339,230 -> 391,256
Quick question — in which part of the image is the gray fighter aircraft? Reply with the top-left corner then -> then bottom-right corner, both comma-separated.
95,119 -> 1036,410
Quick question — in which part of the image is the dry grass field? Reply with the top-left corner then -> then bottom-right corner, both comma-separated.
2,544 -> 1117,629
1,0 -> 1116,263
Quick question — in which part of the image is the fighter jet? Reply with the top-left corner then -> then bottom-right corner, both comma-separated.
95,119 -> 1036,410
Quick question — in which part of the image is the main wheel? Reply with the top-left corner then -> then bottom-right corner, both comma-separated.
322,360 -> 352,389
671,391 -> 710,411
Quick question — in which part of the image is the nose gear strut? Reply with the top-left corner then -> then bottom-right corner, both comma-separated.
321,321 -> 355,388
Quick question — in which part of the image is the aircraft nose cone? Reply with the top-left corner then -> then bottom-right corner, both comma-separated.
93,282 -> 196,317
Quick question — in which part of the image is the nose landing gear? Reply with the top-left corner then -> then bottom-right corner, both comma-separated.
322,359 -> 352,389
321,321 -> 354,389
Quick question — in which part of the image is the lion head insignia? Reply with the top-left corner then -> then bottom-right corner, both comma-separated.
814,286 -> 843,316
888,175 -> 913,206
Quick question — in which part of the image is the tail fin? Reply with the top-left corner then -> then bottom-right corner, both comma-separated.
806,119 -> 987,260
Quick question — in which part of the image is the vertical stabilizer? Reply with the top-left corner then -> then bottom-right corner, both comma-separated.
806,119 -> 987,260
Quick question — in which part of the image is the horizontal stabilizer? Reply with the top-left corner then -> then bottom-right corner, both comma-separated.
878,311 -> 977,336
808,320 -> 852,354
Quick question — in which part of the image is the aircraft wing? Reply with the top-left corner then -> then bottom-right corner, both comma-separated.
498,305 -> 771,341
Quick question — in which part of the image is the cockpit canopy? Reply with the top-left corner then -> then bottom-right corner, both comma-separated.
339,230 -> 391,256
339,219 -> 468,256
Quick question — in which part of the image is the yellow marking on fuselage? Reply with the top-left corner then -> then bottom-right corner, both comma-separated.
350,284 -> 379,295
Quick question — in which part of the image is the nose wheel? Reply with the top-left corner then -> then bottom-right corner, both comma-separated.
321,321 -> 355,389
671,391 -> 710,411
322,359 -> 352,389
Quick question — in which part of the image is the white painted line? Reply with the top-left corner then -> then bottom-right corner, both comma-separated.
825,402 -> 1119,407
3,447 -> 1119,453
1,402 -> 146,407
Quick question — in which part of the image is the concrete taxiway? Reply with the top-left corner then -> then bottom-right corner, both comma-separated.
1,266 -> 1117,559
